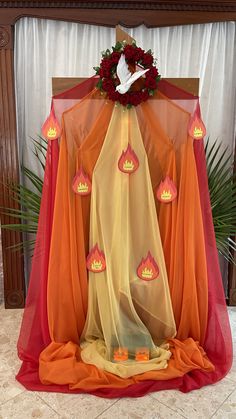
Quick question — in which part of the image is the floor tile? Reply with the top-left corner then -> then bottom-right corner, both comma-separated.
150,378 -> 236,419
227,355 -> 236,383
36,392 -> 118,419
0,367 -> 25,404
212,388 -> 236,418
2,309 -> 21,330
97,394 -> 185,419
0,324 -> 22,378
0,392 -> 59,419
228,308 -> 236,340
0,346 -> 21,379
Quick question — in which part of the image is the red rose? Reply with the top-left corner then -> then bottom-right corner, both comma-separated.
119,94 -> 130,106
108,90 -> 119,101
141,53 -> 153,66
145,78 -> 157,89
102,79 -> 114,92
111,51 -> 121,64
101,58 -> 112,71
124,45 -> 136,61
139,91 -> 149,102
99,68 -> 110,78
134,47 -> 144,62
130,95 -> 140,106
147,67 -> 158,78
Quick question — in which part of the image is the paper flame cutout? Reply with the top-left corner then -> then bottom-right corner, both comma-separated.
118,143 -> 139,174
72,168 -> 92,196
137,252 -> 159,281
135,347 -> 150,361
156,176 -> 177,203
113,347 -> 128,362
86,244 -> 106,273
188,113 -> 206,140
42,110 -> 61,141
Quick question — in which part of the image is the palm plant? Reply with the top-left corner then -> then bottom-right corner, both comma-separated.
1,136 -> 46,253
205,138 -> 236,263
1,136 -> 236,264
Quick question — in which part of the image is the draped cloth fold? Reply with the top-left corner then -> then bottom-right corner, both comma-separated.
80,105 -> 176,378
16,80 -> 232,397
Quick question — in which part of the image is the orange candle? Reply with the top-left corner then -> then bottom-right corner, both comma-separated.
113,347 -> 128,362
135,347 -> 149,361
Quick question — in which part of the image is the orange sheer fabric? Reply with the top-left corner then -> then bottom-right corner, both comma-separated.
39,338 -> 213,390
47,90 -> 114,343
39,89 -> 213,390
137,94 -> 208,344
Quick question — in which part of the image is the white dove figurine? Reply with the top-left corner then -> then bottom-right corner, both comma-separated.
116,53 -> 149,94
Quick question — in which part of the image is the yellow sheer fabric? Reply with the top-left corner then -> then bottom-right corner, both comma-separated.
80,105 -> 176,378
39,90 -> 213,390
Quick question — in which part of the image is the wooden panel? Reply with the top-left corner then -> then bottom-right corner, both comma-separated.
165,78 -> 199,96
52,77 -> 88,96
0,1 -> 236,27
1,9 -> 236,28
52,77 -> 199,96
116,26 -> 134,43
0,26 -> 25,308
1,0 -> 235,5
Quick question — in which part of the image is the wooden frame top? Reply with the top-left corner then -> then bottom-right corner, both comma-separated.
52,26 -> 199,97
52,77 -> 199,97
1,1 -> 236,27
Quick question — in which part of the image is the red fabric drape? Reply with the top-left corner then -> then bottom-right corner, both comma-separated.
16,79 -> 232,396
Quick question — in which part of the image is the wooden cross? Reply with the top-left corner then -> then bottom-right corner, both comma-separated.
52,26 -> 199,97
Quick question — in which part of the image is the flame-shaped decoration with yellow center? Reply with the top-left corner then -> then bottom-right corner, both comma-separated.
118,143 -> 139,174
137,251 -> 159,281
41,110 -> 61,141
188,112 -> 206,140
156,176 -> 177,203
86,244 -> 106,273
72,167 -> 92,196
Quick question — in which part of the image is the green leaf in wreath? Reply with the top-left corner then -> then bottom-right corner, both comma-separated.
96,79 -> 103,90
93,66 -> 100,75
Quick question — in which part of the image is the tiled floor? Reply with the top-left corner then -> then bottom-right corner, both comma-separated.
1,235 -> 236,419
0,303 -> 235,419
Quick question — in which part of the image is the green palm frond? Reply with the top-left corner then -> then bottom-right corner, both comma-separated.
0,136 -> 46,252
30,135 -> 47,171
205,137 -> 236,264
1,135 -> 236,265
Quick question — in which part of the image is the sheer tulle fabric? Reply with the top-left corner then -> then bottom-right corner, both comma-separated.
16,79 -> 232,397
80,106 -> 176,378
136,97 -> 208,345
17,139 -> 58,365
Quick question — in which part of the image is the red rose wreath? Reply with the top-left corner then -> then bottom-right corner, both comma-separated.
94,41 -> 160,107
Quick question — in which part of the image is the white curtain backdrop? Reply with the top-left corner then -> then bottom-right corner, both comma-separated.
14,18 -> 236,176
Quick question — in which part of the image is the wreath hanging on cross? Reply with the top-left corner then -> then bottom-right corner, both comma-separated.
94,41 -> 161,108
